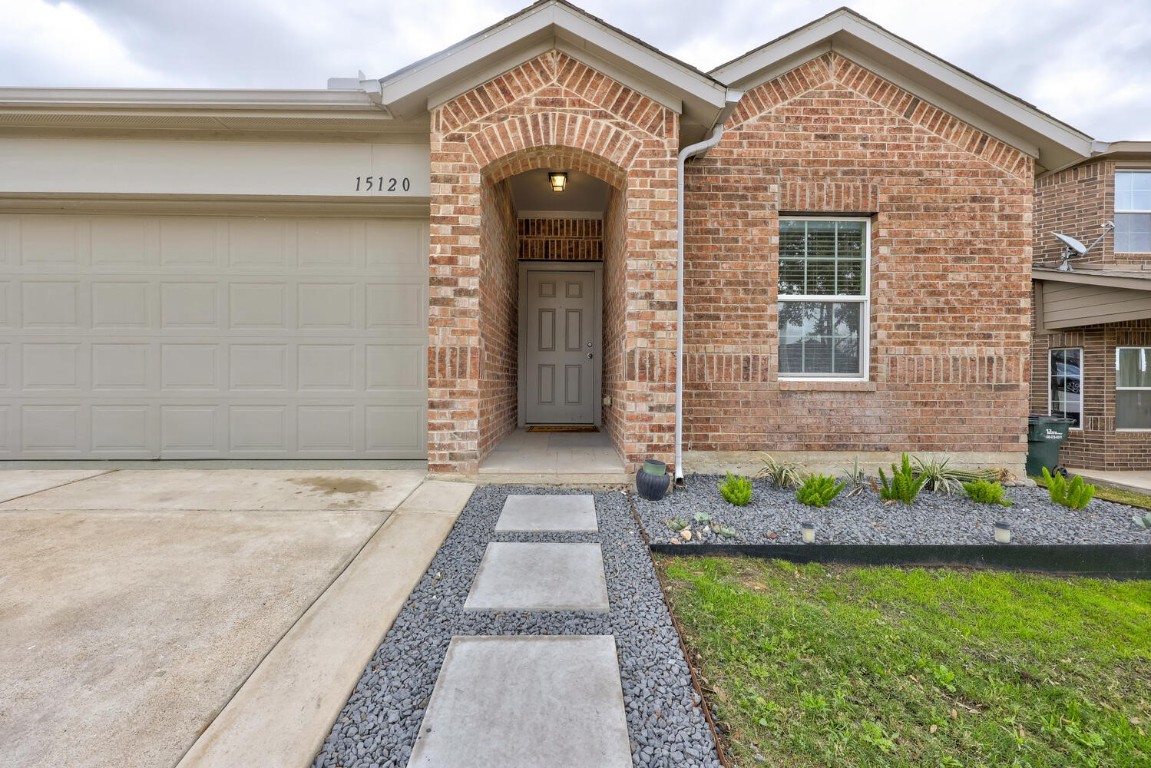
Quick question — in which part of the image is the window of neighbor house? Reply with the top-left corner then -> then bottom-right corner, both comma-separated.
1115,171 -> 1151,253
1049,348 -> 1082,428
778,218 -> 869,378
1116,347 -> 1151,429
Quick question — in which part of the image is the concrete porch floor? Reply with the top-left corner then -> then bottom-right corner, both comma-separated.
478,428 -> 628,485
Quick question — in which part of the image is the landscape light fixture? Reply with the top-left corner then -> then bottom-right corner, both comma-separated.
1052,220 -> 1114,271
548,171 -> 568,192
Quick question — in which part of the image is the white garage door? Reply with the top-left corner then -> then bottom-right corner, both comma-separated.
0,211 -> 428,458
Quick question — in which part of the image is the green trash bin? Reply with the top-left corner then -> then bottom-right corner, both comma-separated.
1026,415 -> 1072,477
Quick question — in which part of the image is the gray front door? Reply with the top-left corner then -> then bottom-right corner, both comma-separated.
525,269 -> 596,424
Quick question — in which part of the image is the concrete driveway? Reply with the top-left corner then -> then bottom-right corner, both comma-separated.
0,468 -> 473,768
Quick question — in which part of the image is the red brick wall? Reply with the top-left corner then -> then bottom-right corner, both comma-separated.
1032,319 -> 1151,470
429,50 -> 680,473
682,52 -> 1034,458
601,186 -> 628,453
519,219 -> 603,261
1035,159 -> 1112,268
477,179 -> 519,459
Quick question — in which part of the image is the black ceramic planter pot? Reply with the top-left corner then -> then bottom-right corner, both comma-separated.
636,460 -> 671,501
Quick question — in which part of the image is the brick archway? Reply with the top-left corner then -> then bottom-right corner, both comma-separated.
426,50 -> 681,475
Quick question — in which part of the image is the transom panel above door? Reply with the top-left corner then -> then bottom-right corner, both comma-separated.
522,267 -> 601,425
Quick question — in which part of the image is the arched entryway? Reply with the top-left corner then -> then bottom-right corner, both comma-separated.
425,50 -> 681,476
473,153 -> 628,476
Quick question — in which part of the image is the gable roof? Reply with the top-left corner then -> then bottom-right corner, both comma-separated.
377,0 -> 733,145
712,7 -> 1093,173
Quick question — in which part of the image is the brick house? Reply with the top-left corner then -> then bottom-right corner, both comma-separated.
0,2 -> 1098,476
1032,142 -> 1151,470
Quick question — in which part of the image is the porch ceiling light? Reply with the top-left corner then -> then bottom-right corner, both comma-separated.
548,171 -> 568,192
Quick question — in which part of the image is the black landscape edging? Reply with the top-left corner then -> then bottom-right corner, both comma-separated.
648,543 -> 1151,580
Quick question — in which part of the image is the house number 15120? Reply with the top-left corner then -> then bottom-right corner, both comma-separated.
355,176 -> 411,192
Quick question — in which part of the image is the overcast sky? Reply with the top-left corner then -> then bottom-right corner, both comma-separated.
4,0 -> 1150,140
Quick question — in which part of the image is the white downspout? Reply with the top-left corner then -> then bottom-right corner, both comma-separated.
675,91 -> 743,484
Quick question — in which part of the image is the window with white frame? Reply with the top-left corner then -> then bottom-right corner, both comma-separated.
1115,171 -> 1151,253
1116,347 -> 1151,429
1049,348 -> 1082,428
778,218 -> 869,378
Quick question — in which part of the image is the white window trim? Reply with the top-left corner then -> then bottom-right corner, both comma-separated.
778,216 -> 871,382
1047,347 -> 1083,431
1115,170 -> 1151,254
1115,346 -> 1151,431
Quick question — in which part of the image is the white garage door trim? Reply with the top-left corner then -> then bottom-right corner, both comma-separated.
0,202 -> 429,459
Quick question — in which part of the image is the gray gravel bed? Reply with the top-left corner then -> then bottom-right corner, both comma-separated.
313,485 -> 720,768
635,475 -> 1151,546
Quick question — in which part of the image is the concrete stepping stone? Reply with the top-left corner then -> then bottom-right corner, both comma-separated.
407,635 -> 631,768
464,542 -> 609,612
494,494 -> 598,532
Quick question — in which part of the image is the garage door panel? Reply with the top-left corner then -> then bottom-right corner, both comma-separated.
92,405 -> 151,452
298,345 -> 355,391
161,344 -> 220,391
92,281 -> 151,328
161,282 -> 220,328
20,216 -> 85,267
160,218 -> 222,268
367,282 -> 426,330
91,216 -> 151,266
23,281 -> 83,328
23,343 -> 82,390
161,405 -> 221,454
228,219 -> 288,268
229,345 -> 289,391
22,405 -> 83,452
2,212 -> 428,459
92,344 -> 150,391
366,406 -> 425,455
298,283 -> 356,329
298,405 -> 356,452
228,405 -> 289,453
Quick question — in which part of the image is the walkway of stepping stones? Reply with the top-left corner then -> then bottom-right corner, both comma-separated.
406,494 -> 632,768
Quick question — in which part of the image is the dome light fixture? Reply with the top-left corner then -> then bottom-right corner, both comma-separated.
548,171 -> 568,192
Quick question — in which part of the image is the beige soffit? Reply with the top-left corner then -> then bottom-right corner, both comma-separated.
1091,141 -> 1151,157
377,0 -> 732,145
711,7 -> 1094,174
1034,267 -> 1151,292
0,87 -> 419,135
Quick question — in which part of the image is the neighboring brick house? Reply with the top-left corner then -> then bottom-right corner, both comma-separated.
1032,143 -> 1151,470
0,1 -> 1102,476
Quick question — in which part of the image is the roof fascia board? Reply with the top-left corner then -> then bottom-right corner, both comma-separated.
0,88 -> 385,113
714,11 -> 1091,167
424,37 -> 686,117
1092,141 -> 1151,156
1034,268 -> 1151,292
380,2 -> 724,119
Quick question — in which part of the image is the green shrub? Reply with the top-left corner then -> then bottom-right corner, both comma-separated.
912,455 -> 999,494
757,454 -> 802,489
797,473 -> 845,508
878,453 -> 928,505
840,457 -> 868,497
718,473 -> 753,506
1041,467 -> 1096,510
962,479 -> 1011,507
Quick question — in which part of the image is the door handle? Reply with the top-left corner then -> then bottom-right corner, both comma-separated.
587,353 -> 594,359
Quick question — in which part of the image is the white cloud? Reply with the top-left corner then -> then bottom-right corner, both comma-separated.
0,0 -> 1148,139
0,0 -> 172,87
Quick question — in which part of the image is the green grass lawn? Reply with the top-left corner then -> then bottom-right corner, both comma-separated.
657,557 -> 1151,767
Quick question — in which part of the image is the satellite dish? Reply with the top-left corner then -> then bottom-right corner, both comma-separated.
1053,232 -> 1088,255
1052,224 -> 1113,271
